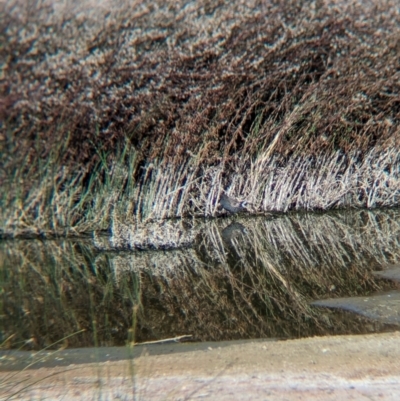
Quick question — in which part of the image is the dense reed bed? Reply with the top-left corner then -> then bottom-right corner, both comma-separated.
2,0 -> 400,237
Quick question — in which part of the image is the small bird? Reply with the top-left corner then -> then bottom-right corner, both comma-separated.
219,193 -> 247,214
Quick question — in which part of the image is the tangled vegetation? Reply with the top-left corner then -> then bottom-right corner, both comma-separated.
2,0 -> 400,237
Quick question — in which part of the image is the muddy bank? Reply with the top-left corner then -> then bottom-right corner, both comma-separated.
1,332 -> 400,400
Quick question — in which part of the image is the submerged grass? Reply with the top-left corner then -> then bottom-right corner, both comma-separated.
2,0 -> 400,237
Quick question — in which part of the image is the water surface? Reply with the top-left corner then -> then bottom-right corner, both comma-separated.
1,209 -> 400,350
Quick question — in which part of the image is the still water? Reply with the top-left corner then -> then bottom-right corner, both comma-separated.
1,209 -> 400,350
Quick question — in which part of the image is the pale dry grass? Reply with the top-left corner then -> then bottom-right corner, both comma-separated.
139,145 -> 400,219
3,144 -> 400,239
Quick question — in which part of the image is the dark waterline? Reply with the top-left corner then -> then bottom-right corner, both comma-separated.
1,208 -> 400,351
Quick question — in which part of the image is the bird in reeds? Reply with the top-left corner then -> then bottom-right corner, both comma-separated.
219,193 -> 247,214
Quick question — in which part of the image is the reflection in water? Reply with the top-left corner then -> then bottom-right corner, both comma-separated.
2,209 -> 400,349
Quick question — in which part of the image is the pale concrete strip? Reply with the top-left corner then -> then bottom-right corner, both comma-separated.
1,332 -> 400,400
